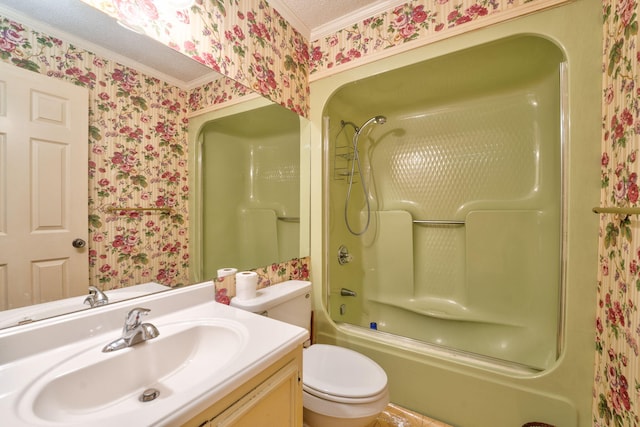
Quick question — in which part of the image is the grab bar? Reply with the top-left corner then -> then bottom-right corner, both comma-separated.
277,216 -> 300,222
413,219 -> 465,225
592,206 -> 640,215
106,207 -> 173,214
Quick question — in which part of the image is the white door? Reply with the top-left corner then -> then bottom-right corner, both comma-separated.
0,61 -> 88,310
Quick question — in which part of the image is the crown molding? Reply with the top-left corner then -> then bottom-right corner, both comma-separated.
310,0 -> 406,41
267,0 -> 311,39
268,0 -> 407,42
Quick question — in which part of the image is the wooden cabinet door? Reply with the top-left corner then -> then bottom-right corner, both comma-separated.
210,360 -> 301,427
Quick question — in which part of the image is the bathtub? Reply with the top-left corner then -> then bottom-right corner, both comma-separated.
310,1 -> 600,426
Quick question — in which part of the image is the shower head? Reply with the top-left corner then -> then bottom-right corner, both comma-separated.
355,115 -> 387,135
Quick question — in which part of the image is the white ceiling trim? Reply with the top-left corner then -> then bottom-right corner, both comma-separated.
309,0 -> 407,41
268,0 -> 407,41
267,0 -> 311,40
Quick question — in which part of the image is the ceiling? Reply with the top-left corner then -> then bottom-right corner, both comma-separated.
0,0 -> 400,88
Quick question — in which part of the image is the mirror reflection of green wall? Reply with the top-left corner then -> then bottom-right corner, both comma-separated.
201,104 -> 300,277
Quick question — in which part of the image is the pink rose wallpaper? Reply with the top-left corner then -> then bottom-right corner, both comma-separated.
0,16 -> 191,289
82,0 -> 310,117
596,1 -> 640,425
4,1 -> 636,423
308,0 -> 563,79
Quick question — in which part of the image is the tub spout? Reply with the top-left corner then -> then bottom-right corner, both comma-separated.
341,288 -> 357,297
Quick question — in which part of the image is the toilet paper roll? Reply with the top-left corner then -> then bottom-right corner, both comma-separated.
235,271 -> 258,300
217,267 -> 237,278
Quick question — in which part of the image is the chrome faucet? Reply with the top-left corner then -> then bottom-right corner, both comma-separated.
102,307 -> 159,352
337,245 -> 353,265
84,286 -> 109,307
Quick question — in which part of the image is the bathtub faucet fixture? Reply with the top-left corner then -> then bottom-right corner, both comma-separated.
338,245 -> 353,265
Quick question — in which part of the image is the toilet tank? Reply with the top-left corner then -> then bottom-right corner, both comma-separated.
230,280 -> 312,332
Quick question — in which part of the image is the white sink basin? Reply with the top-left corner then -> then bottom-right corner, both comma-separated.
22,319 -> 247,424
0,281 -> 309,427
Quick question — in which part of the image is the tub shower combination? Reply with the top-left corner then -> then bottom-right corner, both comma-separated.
324,35 -> 563,372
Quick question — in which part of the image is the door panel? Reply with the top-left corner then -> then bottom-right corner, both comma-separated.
0,62 -> 88,310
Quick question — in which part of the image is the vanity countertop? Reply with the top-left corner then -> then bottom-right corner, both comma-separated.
0,281 -> 308,426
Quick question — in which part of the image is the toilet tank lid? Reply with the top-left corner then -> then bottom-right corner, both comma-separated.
230,280 -> 311,312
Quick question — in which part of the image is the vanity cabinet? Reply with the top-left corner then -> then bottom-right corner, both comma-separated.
182,346 -> 303,427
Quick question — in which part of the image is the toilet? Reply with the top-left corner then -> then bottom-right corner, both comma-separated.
230,280 -> 389,427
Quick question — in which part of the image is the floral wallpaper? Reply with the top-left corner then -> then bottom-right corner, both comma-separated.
187,75 -> 255,113
79,1 -> 566,117
214,256 -> 310,304
81,0 -> 309,117
1,3 -> 629,423
308,0 -> 567,78
595,1 -> 640,426
0,15 -> 191,289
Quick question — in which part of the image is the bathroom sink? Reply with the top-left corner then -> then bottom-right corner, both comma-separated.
0,281 -> 309,426
21,319 -> 248,424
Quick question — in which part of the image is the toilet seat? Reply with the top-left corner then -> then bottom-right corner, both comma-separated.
303,344 -> 388,403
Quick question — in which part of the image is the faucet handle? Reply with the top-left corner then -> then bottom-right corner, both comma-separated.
123,307 -> 151,333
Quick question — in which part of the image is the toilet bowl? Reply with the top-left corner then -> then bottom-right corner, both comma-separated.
229,280 -> 389,427
302,344 -> 389,427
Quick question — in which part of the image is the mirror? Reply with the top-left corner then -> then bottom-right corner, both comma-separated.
0,1 -> 309,329
201,104 -> 300,276
0,0 -> 222,85
188,96 -> 307,283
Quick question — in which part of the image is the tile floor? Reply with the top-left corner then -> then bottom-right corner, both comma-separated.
371,403 -> 453,427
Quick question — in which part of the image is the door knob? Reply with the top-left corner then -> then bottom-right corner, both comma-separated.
72,238 -> 86,248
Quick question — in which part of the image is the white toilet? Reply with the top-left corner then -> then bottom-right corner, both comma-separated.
230,280 -> 389,427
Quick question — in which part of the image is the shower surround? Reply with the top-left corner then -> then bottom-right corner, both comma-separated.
310,1 -> 600,425
325,34 -> 562,371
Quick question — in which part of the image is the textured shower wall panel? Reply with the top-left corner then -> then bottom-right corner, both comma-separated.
325,35 -> 563,369
369,91 -> 544,217
371,69 -> 559,303
412,225 -> 466,304
245,138 -> 300,217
